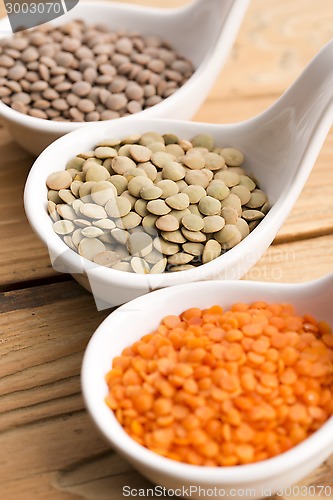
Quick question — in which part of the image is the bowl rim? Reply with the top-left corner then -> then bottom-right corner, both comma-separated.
81,280 -> 333,483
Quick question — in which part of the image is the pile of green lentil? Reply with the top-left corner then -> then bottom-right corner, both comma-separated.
47,132 -> 269,273
0,20 -> 194,121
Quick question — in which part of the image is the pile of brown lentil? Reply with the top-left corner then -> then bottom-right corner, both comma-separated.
0,20 -> 194,121
47,132 -> 269,273
106,303 -> 333,466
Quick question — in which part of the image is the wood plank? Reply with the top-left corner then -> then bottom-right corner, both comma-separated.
1,237 -> 333,499
1,1 -> 333,499
0,126 -> 60,287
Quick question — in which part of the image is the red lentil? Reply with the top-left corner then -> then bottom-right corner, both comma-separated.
106,302 -> 333,466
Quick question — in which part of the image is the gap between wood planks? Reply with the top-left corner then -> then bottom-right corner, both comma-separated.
0,274 -> 72,294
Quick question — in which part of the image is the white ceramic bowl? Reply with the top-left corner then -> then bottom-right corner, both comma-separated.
24,117 -> 275,309
81,279 -> 333,499
0,0 -> 250,155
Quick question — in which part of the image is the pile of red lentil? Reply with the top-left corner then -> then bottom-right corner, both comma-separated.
105,302 -> 333,466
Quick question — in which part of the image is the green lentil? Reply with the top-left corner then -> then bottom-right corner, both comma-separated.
48,131 -> 269,274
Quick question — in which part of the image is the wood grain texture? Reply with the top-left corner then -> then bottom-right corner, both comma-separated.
0,109 -> 332,287
0,126 -> 60,287
245,235 -> 333,283
0,0 -> 333,498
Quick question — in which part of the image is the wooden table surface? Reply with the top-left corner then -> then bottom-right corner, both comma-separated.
0,0 -> 333,498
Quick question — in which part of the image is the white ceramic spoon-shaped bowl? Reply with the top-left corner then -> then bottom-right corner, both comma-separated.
24,39 -> 333,308
81,275 -> 333,499
0,0 -> 250,155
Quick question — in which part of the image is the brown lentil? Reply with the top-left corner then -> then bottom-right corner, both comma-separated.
0,20 -> 194,122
